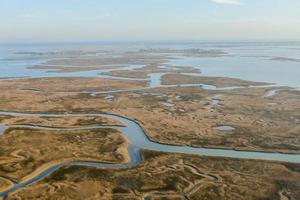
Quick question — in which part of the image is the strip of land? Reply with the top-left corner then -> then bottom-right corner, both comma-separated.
161,74 -> 272,88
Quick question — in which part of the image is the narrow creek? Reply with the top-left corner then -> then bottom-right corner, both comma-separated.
0,111 -> 300,198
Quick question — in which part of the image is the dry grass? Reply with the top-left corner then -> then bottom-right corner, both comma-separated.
0,127 -> 128,182
161,74 -> 271,87
7,150 -> 300,200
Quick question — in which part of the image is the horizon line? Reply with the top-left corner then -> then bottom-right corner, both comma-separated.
1,38 -> 300,45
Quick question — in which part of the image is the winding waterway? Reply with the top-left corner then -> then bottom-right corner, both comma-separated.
0,111 -> 300,198
1,42 -> 300,198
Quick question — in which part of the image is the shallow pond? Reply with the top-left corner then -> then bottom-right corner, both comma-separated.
213,125 -> 236,131
0,111 -> 300,198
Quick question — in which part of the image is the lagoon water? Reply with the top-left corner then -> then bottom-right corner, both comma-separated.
0,41 -> 300,196
169,42 -> 300,88
1,41 -> 300,88
213,126 -> 236,131
1,111 -> 299,197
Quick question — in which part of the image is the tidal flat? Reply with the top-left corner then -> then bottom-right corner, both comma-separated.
0,43 -> 300,199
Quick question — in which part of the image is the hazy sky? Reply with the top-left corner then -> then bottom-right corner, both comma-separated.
1,0 -> 300,42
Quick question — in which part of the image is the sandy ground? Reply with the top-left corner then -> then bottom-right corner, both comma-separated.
29,65 -> 120,73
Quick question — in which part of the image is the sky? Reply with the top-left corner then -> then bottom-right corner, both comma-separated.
0,0 -> 300,42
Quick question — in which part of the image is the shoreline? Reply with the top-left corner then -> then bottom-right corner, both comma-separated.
0,111 -> 299,197
1,110 -> 300,155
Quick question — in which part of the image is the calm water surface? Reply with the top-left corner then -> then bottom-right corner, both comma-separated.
169,42 -> 300,88
0,41 -> 300,197
0,41 -> 300,88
